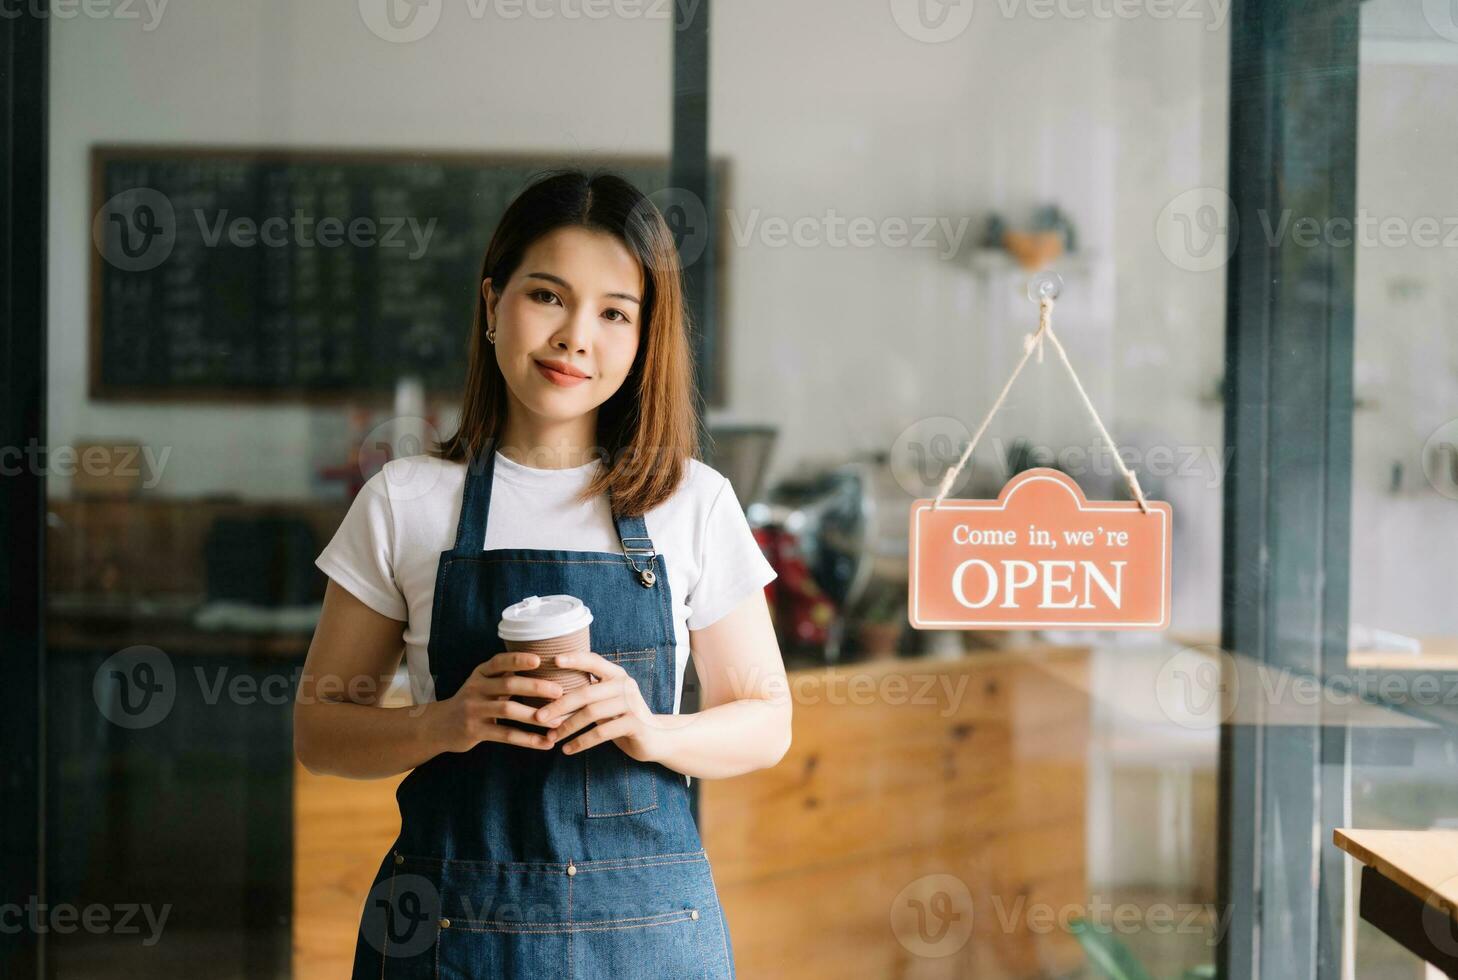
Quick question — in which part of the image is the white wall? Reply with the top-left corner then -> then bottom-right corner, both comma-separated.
708,2 -> 1230,632
1351,50 -> 1458,638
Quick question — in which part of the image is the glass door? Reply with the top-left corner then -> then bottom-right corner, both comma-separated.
34,6 -> 678,977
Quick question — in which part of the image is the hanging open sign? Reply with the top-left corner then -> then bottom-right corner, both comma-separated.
909,468 -> 1172,630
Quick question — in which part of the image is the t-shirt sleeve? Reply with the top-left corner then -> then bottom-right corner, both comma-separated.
315,472 -> 409,621
685,476 -> 778,631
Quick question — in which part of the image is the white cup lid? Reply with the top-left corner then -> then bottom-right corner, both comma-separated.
497,594 -> 594,642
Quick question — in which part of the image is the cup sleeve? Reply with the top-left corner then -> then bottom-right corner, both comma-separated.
685,477 -> 777,631
314,472 -> 409,622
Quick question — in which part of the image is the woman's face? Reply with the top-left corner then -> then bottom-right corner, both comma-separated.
484,225 -> 644,429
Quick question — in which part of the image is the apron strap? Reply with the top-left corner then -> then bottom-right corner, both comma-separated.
614,512 -> 655,553
451,438 -> 496,555
451,438 -> 659,574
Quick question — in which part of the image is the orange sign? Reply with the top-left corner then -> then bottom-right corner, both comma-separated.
909,468 -> 1172,630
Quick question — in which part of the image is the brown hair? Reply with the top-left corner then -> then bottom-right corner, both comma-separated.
434,168 -> 701,517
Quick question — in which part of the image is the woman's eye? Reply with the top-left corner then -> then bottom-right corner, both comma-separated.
531,289 -> 561,305
604,309 -> 631,323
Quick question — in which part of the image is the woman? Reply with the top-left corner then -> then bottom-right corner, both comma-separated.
294,169 -> 792,979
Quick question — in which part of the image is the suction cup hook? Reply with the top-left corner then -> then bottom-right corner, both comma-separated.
1027,271 -> 1063,304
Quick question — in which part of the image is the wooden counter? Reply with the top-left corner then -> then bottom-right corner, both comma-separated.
294,646 -> 1091,978
700,646 -> 1089,978
295,766 -> 408,976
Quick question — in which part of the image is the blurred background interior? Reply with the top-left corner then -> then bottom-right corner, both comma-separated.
16,0 -> 1458,976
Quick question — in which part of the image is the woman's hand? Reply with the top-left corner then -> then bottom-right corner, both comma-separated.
530,651 -> 668,762
431,652 -> 566,753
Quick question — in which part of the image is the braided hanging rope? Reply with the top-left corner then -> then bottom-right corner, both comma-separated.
931,294 -> 1150,514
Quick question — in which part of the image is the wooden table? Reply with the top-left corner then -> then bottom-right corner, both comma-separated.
1347,637 -> 1458,673
1174,631 -> 1458,674
1334,828 -> 1458,976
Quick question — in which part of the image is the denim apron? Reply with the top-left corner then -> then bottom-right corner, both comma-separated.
350,443 -> 736,979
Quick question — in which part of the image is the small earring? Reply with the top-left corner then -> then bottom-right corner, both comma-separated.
487,329 -> 496,343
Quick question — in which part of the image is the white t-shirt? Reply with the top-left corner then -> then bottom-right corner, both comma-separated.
315,451 -> 778,714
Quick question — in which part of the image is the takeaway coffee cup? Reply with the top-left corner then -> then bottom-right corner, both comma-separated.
497,594 -> 595,711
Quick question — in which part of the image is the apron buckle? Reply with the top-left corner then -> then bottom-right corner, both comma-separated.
620,536 -> 659,588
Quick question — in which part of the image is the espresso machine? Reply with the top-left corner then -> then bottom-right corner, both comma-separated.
745,450 -> 910,664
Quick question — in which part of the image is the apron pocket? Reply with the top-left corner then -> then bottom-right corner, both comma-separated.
568,852 -> 731,979
434,853 -> 728,980
435,924 -> 570,980
355,853 -> 444,980
569,905 -> 722,978
584,648 -> 660,818
436,908 -> 719,980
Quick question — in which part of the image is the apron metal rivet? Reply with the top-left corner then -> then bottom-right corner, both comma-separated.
639,569 -> 656,587
567,863 -> 577,876
690,909 -> 699,920
439,917 -> 450,928
393,853 -> 403,865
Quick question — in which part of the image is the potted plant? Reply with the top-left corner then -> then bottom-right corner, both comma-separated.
854,580 -> 906,661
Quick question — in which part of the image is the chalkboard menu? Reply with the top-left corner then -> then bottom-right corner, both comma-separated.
89,146 -> 727,401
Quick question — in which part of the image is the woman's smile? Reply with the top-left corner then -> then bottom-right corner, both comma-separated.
533,358 -> 590,387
